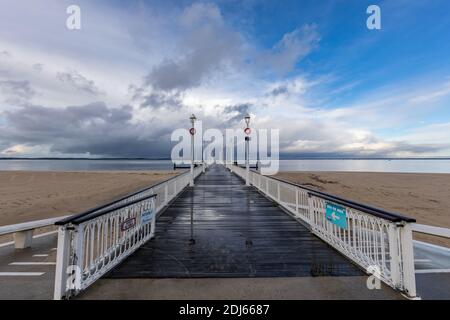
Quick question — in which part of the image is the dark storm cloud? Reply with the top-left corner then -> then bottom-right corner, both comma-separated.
57,70 -> 103,95
0,102 -> 173,157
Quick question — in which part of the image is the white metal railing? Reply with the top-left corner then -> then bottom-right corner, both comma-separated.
53,165 -> 203,299
228,164 -> 417,298
412,223 -> 450,239
0,215 -> 70,249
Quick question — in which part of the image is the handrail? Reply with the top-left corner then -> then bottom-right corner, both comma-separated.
256,170 -> 415,223
0,215 -> 71,236
66,194 -> 157,225
55,170 -> 187,226
0,215 -> 71,249
412,223 -> 450,239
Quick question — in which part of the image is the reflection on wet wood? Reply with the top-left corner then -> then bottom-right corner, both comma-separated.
107,165 -> 362,278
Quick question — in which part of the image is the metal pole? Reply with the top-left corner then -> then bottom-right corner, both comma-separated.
245,136 -> 250,186
190,132 -> 194,186
189,114 -> 196,187
202,138 -> 205,173
244,114 -> 251,186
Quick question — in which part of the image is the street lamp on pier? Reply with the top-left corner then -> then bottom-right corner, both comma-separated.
189,114 -> 197,186
244,114 -> 251,186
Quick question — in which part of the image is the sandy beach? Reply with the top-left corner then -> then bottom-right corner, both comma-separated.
0,170 -> 178,227
1,170 -> 449,247
275,171 -> 450,247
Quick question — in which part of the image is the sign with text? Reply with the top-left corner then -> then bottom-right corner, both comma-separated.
121,217 -> 136,231
325,202 -> 347,229
141,208 -> 154,225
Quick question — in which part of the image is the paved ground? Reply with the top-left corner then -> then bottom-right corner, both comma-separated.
0,232 -> 57,300
78,277 -> 403,300
414,241 -> 450,299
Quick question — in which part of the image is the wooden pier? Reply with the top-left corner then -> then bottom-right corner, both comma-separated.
106,164 -> 362,278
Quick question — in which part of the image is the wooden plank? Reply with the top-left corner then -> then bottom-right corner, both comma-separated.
106,164 -> 362,278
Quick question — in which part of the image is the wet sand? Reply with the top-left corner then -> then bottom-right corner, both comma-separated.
275,172 -> 450,247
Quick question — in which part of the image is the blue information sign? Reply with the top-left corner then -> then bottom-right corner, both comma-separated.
141,208 -> 154,225
325,202 -> 347,229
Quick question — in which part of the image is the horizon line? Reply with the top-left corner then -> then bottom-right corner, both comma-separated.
1,157 -> 450,161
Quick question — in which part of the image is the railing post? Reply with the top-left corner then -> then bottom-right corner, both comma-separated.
277,182 -> 280,202
150,198 -> 156,238
295,188 -> 299,214
73,224 -> 85,296
54,226 -> 71,300
388,224 -> 401,289
164,182 -> 168,205
307,195 -> 314,229
399,223 -> 417,298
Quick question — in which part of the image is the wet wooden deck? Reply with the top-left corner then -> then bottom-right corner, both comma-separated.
106,164 -> 362,278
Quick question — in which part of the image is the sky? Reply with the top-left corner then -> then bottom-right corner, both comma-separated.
0,0 -> 449,158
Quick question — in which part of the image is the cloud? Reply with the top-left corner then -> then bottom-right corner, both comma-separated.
140,91 -> 184,110
129,83 -> 185,110
145,3 -> 243,92
0,50 -> 10,58
222,103 -> 252,126
408,81 -> 450,104
261,24 -> 320,75
270,85 -> 288,96
256,114 -> 449,158
284,135 -> 443,158
33,63 -> 44,72
56,70 -> 103,95
0,1 -> 448,159
0,80 -> 35,102
266,76 -> 310,98
0,102 -> 175,157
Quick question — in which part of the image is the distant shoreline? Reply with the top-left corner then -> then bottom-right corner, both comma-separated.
1,157 -> 450,161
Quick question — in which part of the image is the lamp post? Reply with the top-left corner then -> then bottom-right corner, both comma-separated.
244,114 -> 251,186
190,114 -> 196,187
201,136 -> 205,173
